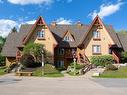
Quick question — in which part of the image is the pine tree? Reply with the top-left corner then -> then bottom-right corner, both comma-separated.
11,27 -> 17,33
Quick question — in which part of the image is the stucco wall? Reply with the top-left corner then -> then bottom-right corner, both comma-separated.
84,26 -> 115,57
28,26 -> 57,63
6,57 -> 16,66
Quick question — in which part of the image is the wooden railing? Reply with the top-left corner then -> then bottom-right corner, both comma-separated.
112,51 -> 120,63
80,64 -> 93,75
77,52 -> 90,64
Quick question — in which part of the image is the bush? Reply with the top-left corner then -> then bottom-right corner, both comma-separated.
33,63 -> 64,77
106,64 -> 118,71
0,54 -> 5,66
121,51 -> 127,63
44,64 -> 60,74
90,55 -> 113,66
20,54 -> 41,68
70,63 -> 85,69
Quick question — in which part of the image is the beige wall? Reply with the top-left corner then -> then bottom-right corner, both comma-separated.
27,26 -> 57,63
6,57 -> 16,67
84,26 -> 114,57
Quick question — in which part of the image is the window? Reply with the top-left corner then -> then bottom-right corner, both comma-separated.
93,31 -> 100,39
92,45 -> 101,54
37,29 -> 45,38
63,36 -> 73,42
72,48 -> 76,54
57,48 -> 64,55
56,60 -> 64,67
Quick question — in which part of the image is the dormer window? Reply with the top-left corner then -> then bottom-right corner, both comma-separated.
93,31 -> 100,40
63,36 -> 73,42
37,29 -> 45,39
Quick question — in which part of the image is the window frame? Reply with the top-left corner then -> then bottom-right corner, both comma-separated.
56,60 -> 64,68
37,29 -> 45,39
92,45 -> 101,55
57,48 -> 65,55
63,36 -> 73,42
93,31 -> 101,40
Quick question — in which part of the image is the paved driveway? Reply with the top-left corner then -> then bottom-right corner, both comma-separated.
0,74 -> 127,95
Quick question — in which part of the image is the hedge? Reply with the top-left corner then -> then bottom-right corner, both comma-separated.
90,55 -> 114,66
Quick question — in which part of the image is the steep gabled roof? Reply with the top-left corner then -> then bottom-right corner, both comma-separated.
117,33 -> 127,51
62,30 -> 75,41
23,16 -> 48,44
49,25 -> 89,47
2,16 -> 123,57
1,32 -> 18,57
1,24 -> 32,57
79,15 -> 122,47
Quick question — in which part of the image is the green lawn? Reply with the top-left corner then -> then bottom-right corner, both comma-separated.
98,66 -> 127,78
0,66 -> 6,75
33,64 -> 64,77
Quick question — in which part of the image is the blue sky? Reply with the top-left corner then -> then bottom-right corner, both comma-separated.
0,0 -> 127,37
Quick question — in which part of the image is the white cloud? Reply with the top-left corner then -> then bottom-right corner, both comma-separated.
0,0 -> 3,3
56,18 -> 72,24
89,0 -> 123,19
7,0 -> 53,5
0,19 -> 36,37
0,18 -> 72,37
0,19 -> 18,37
25,20 -> 36,24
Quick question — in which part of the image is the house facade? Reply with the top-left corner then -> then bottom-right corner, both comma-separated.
2,16 -> 127,68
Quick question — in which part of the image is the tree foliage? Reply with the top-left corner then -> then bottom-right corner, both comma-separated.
121,51 -> 127,63
0,54 -> 5,66
0,36 -> 6,52
90,55 -> 114,66
11,27 -> 17,33
23,43 -> 44,63
117,30 -> 127,35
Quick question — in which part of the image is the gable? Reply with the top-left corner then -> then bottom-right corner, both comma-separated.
23,16 -> 57,45
80,15 -> 117,47
62,30 -> 75,42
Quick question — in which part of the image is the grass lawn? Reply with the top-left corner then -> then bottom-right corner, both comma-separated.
0,66 -> 6,76
98,66 -> 127,78
68,71 -> 80,76
33,64 -> 64,77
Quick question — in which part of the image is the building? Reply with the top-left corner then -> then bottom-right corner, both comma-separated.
1,16 -> 127,68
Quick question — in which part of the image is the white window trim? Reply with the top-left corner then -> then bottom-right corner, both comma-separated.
92,45 -> 101,54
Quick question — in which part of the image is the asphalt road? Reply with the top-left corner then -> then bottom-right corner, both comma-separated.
0,74 -> 127,95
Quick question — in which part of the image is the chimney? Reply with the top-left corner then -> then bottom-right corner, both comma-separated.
51,21 -> 57,27
76,21 -> 82,27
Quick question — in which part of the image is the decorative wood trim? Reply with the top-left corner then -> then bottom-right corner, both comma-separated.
79,15 -> 116,47
37,37 -> 46,40
92,53 -> 102,55
22,16 -> 58,45
93,38 -> 101,41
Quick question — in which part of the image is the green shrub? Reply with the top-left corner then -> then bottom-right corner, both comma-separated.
90,55 -> 113,66
44,64 -> 60,74
0,66 -> 6,75
0,54 -> 5,66
33,64 -> 63,77
121,51 -> 127,63
106,64 -> 118,71
70,63 -> 85,69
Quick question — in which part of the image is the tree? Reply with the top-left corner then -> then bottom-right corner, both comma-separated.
23,43 -> 44,63
121,52 -> 127,63
117,30 -> 127,35
11,27 -> 17,33
0,36 -> 6,52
